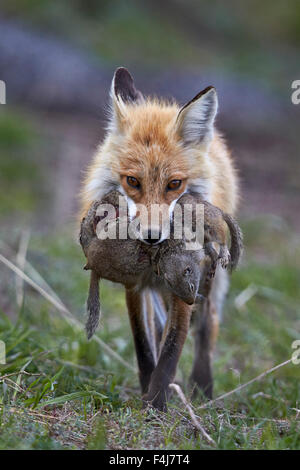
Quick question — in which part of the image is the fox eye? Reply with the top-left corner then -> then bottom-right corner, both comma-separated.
167,179 -> 182,191
127,176 -> 140,189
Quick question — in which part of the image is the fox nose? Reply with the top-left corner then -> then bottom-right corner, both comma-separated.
142,229 -> 162,244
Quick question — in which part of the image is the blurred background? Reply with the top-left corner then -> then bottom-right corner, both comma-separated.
1,0 -> 300,231
0,1 -> 299,449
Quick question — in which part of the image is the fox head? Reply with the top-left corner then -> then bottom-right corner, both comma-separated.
82,67 -> 218,244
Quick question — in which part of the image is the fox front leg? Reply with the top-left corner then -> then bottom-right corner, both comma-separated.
143,295 -> 192,411
190,296 -> 217,399
126,288 -> 157,395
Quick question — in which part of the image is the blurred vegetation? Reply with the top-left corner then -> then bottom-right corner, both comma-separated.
0,110 -> 46,219
1,0 -> 198,66
1,0 -> 300,87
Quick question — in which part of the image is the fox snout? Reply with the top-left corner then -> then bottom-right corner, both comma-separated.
129,201 -> 172,245
139,219 -> 166,245
141,228 -> 162,245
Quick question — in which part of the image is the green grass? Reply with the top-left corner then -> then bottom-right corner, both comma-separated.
0,216 -> 299,450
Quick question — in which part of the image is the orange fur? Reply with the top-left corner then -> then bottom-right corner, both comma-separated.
80,98 -> 238,223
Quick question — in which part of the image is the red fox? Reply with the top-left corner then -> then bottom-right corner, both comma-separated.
80,68 -> 238,410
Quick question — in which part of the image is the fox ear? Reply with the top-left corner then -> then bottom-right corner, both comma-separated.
176,86 -> 218,146
112,67 -> 143,103
109,67 -> 143,131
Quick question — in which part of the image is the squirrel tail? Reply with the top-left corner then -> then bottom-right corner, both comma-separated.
85,270 -> 101,340
222,212 -> 243,271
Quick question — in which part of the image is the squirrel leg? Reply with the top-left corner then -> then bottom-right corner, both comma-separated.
204,241 -> 219,263
218,244 -> 231,269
